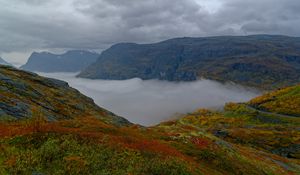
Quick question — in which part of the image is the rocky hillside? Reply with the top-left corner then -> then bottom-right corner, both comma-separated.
78,35 -> 300,89
0,65 -> 129,126
0,68 -> 299,174
21,50 -> 99,72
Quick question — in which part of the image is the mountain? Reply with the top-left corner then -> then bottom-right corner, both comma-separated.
0,57 -> 11,66
0,67 -> 299,174
78,35 -> 300,89
0,65 -> 129,125
21,50 -> 99,72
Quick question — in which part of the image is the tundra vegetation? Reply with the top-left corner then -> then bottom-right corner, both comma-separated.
0,65 -> 299,174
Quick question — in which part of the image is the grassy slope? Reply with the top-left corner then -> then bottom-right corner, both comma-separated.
154,85 -> 300,174
1,115 -> 299,175
0,68 -> 299,174
249,84 -> 300,116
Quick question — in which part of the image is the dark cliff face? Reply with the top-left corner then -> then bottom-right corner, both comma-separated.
21,50 -> 99,72
0,65 -> 130,126
78,35 -> 300,89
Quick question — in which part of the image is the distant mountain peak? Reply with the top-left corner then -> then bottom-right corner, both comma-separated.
21,50 -> 99,73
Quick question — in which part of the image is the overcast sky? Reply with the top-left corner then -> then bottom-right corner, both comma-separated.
1,0 -> 300,65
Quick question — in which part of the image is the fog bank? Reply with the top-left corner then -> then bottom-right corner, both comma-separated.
38,72 -> 260,126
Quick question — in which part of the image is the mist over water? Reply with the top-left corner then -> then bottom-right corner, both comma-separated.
38,72 -> 260,126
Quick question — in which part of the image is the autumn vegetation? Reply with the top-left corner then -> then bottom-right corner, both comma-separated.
249,84 -> 300,116
0,66 -> 300,174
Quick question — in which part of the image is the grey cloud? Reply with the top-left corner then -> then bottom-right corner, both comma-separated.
38,72 -> 260,126
217,0 -> 300,35
0,0 -> 300,59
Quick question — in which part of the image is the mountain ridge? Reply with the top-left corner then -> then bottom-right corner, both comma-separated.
78,35 -> 300,89
21,50 -> 99,73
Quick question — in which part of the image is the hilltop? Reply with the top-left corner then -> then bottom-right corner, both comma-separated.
78,35 -> 300,89
21,50 -> 99,73
0,67 -> 299,174
0,65 -> 129,125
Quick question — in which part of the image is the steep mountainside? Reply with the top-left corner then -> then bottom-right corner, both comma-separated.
21,50 -> 99,72
0,65 -> 129,126
78,35 -> 300,89
0,68 -> 299,174
0,57 -> 11,66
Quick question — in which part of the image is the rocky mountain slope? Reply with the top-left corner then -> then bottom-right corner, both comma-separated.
0,67 -> 299,174
78,35 -> 300,89
0,65 -> 129,125
21,50 -> 99,72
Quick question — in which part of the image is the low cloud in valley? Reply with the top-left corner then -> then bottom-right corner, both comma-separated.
39,72 -> 260,126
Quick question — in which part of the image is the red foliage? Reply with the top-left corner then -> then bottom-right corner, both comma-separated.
0,116 -> 110,140
181,125 -> 197,131
0,123 -> 34,137
110,136 -> 185,158
4,156 -> 17,167
191,137 -> 210,149
0,116 -> 200,168
0,117 -> 193,162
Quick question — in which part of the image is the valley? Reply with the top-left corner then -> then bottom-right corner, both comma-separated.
37,71 -> 259,125
0,65 -> 299,174
1,0 -> 300,174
